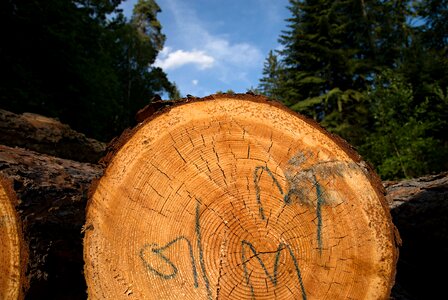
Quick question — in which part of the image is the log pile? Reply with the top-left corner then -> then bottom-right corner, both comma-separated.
0,111 -> 104,298
0,94 -> 446,299
0,145 -> 102,299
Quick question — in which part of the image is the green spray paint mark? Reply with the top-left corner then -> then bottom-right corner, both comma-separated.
140,236 -> 199,287
253,166 -> 284,220
241,240 -> 307,300
313,174 -> 324,254
195,199 -> 213,299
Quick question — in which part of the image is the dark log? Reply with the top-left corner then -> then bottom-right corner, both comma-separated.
0,145 -> 103,299
0,109 -> 106,163
385,172 -> 448,300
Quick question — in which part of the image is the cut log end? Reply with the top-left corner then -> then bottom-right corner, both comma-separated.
0,176 -> 27,300
84,94 -> 398,299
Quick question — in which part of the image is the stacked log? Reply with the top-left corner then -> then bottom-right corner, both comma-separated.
0,145 -> 103,299
0,108 -> 106,298
0,94 -> 446,299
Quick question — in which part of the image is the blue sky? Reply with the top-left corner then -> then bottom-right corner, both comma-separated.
119,0 -> 290,97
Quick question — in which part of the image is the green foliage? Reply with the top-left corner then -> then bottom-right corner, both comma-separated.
360,70 -> 448,179
258,0 -> 448,179
416,0 -> 448,51
258,50 -> 284,100
216,90 -> 235,94
0,0 -> 178,141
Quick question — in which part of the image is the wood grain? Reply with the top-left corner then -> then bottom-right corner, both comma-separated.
84,94 -> 398,299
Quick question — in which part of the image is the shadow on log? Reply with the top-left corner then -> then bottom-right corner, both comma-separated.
0,145 -> 103,299
0,109 -> 106,163
386,172 -> 448,300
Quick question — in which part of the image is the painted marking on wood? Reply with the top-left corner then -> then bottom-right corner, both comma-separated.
241,240 -> 307,300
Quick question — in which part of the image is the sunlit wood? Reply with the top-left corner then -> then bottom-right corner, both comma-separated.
84,94 -> 398,299
0,177 -> 27,300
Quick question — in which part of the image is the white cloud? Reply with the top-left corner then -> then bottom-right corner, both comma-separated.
205,39 -> 262,67
155,48 -> 214,70
155,0 -> 271,96
160,0 -> 263,76
155,38 -> 261,73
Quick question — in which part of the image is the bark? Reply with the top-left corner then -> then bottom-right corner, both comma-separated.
385,172 -> 448,300
0,109 -> 106,163
84,94 -> 398,299
0,145 -> 103,299
135,99 -> 177,123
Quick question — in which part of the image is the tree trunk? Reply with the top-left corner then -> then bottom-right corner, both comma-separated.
0,145 -> 103,299
0,176 -> 27,300
0,109 -> 106,163
84,94 -> 398,299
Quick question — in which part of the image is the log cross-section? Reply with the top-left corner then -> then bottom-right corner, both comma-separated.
0,176 -> 27,300
84,94 -> 398,299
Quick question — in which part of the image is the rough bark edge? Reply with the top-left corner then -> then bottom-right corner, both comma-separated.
386,171 -> 447,299
0,109 -> 106,163
384,171 -> 448,209
0,144 -> 103,298
0,175 -> 29,300
88,92 -> 400,294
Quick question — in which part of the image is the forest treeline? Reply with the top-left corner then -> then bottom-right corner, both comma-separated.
0,0 -> 179,142
0,0 -> 446,180
257,0 -> 448,179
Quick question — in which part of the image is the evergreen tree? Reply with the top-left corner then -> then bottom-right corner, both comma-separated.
0,0 -> 178,141
360,70 -> 448,179
257,50 -> 284,100
402,0 -> 447,171
416,0 -> 448,51
113,0 -> 179,131
269,0 -> 407,144
258,0 -> 448,178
